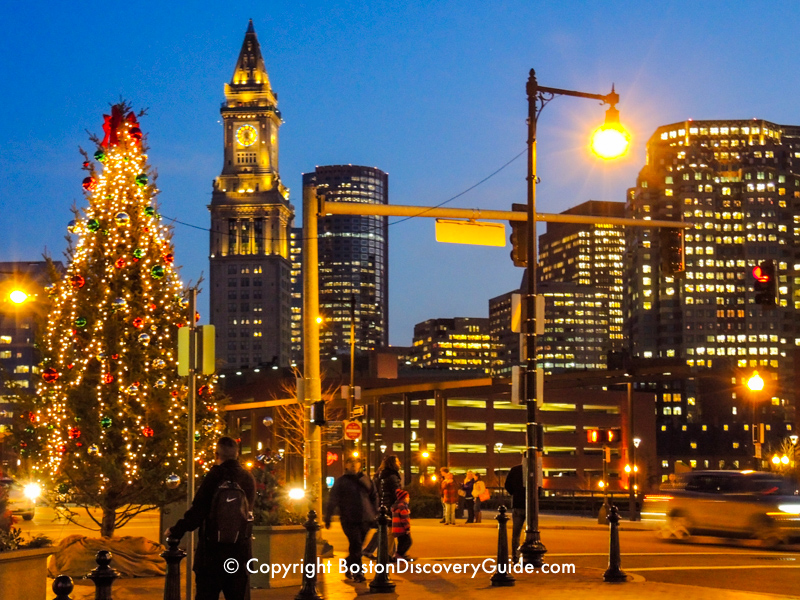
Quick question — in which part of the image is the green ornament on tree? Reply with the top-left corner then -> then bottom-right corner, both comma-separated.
133,248 -> 144,259
135,173 -> 148,187
194,431 -> 201,442
94,150 -> 106,162
87,219 -> 100,232
144,206 -> 155,216
74,317 -> 87,328
150,265 -> 165,279
100,417 -> 112,429
57,483 -> 70,495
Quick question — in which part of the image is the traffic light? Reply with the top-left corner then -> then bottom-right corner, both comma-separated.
311,400 -> 326,426
660,227 -> 684,276
605,428 -> 622,444
752,260 -> 777,308
509,203 -> 529,268
587,429 -> 601,444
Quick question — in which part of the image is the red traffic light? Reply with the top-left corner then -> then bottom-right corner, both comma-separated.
752,265 -> 769,283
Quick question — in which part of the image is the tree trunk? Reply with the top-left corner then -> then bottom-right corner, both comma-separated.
100,507 -> 116,538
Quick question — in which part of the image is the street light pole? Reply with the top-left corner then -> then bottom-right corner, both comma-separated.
520,68 -> 628,567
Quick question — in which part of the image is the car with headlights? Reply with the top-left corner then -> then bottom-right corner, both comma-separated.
0,478 -> 40,521
644,470 -> 800,547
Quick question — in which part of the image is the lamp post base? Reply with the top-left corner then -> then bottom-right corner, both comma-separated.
519,533 -> 547,568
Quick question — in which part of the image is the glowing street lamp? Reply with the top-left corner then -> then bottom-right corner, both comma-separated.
590,100 -> 631,160
747,371 -> 765,392
8,289 -> 30,304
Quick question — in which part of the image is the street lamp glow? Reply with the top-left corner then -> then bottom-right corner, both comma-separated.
9,290 -> 29,304
747,371 -> 765,392
23,482 -> 41,501
421,451 -> 430,459
624,464 -> 632,473
598,480 -> 605,489
288,488 -> 305,500
315,316 -> 323,325
772,455 -> 781,465
781,455 -> 790,465
590,106 -> 630,160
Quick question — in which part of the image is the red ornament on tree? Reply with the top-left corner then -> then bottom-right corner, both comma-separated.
170,390 -> 178,397
129,127 -> 143,142
42,368 -> 59,383
198,385 -> 207,397
103,373 -> 114,384
114,257 -> 126,269
82,176 -> 96,190
163,253 -> 174,264
149,303 -> 156,311
176,322 -> 185,328
111,354 -> 119,360
82,161 -> 91,169
142,426 -> 154,437
70,275 -> 85,288
132,317 -> 144,328
68,427 -> 81,440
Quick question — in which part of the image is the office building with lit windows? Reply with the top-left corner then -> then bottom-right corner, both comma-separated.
0,261 -> 62,435
411,317 -> 493,373
625,119 -> 800,463
289,226 -> 302,365
303,165 -> 389,360
209,22 -> 295,369
539,200 -> 625,350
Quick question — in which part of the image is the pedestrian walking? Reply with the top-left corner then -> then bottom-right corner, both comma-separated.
472,473 -> 489,523
462,470 -> 477,523
504,456 -> 526,563
442,470 -> 459,525
164,436 -> 256,600
391,489 -> 413,560
363,455 -> 401,557
324,456 -> 377,583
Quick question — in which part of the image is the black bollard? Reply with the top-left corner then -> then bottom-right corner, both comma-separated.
603,505 -> 628,583
295,510 -> 323,600
369,505 -> 396,593
161,538 -> 187,600
85,549 -> 120,600
52,575 -> 74,600
490,505 -> 516,587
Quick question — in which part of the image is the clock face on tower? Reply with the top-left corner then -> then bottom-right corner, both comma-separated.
236,124 -> 258,147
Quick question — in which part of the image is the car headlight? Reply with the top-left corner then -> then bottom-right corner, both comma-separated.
23,483 -> 42,501
778,504 -> 800,515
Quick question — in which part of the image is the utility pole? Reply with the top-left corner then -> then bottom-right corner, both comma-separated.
185,287 -> 197,600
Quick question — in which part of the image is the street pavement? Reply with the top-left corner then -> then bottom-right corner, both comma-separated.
22,511 -> 800,599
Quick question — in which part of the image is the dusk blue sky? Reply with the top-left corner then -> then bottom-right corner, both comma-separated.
3,2 -> 800,346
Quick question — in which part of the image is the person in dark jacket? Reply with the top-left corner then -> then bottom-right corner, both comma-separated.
324,456 -> 377,582
504,458 -> 526,564
362,455 -> 401,557
165,436 -> 256,600
462,471 -> 477,523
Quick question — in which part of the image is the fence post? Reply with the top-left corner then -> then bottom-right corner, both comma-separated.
161,538 -> 187,600
369,505 -> 396,593
85,549 -> 120,600
295,510 -> 323,600
52,575 -> 74,600
490,505 -> 515,587
603,505 -> 628,583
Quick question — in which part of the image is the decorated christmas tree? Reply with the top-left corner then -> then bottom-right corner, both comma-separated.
24,102 -> 223,537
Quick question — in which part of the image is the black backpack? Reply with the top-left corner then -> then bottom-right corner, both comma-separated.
207,480 -> 251,544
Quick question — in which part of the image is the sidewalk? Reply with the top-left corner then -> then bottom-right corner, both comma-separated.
49,559 -> 798,600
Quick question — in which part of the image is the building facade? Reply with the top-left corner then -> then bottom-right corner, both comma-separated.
302,165 -> 389,360
538,200 -> 625,350
411,317 -> 493,372
209,21 -> 295,369
625,119 -> 800,462
0,262 -> 60,437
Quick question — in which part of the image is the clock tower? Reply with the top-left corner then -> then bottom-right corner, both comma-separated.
209,20 -> 295,369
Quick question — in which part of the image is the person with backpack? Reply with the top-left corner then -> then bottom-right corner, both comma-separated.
324,455 -> 377,582
165,436 -> 256,600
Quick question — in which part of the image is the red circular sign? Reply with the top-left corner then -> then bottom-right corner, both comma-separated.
344,421 -> 362,440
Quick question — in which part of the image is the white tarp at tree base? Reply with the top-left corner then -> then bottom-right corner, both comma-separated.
47,535 -> 166,578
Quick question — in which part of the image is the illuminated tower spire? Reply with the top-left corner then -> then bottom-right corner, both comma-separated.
210,21 -> 294,370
